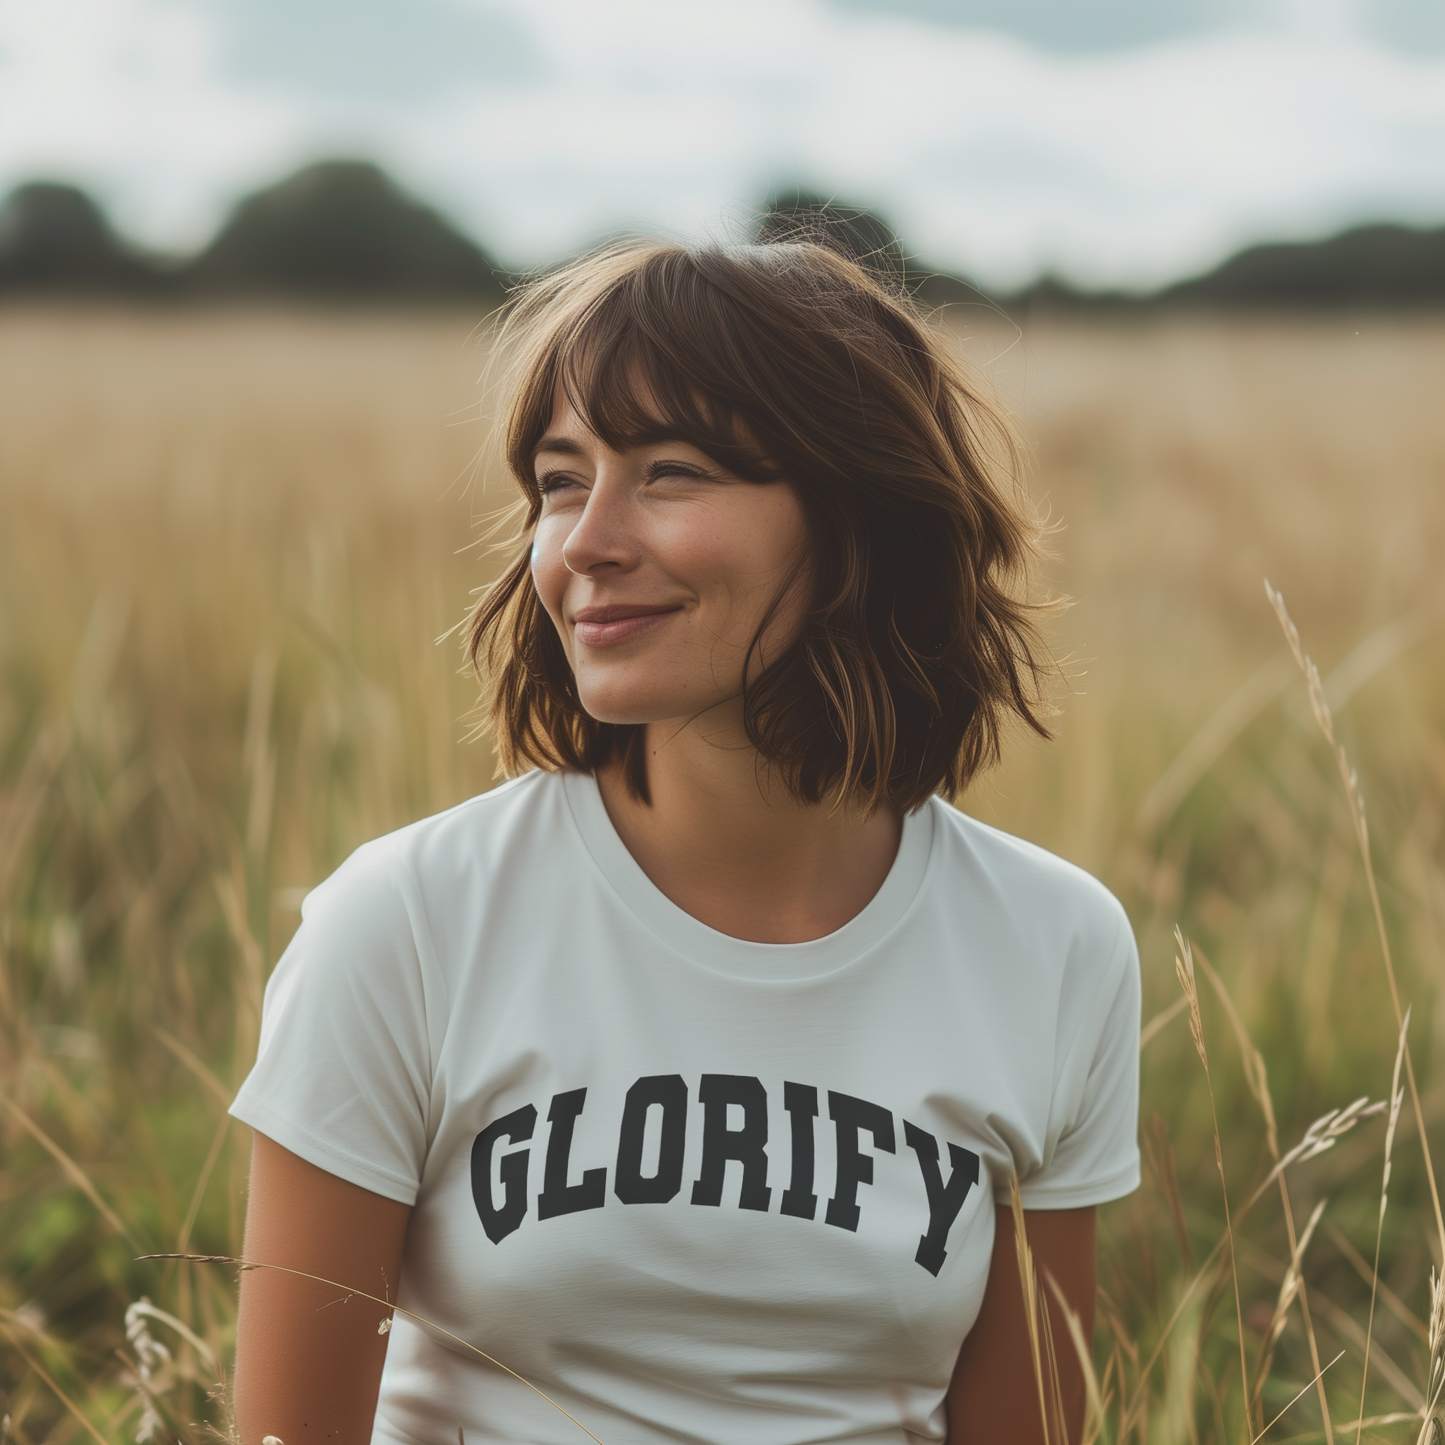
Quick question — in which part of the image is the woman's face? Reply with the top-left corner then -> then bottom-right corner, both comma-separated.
529,394 -> 810,729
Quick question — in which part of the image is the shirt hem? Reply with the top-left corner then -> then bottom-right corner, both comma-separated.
229,1097 -> 420,1206
1002,1159 -> 1141,1210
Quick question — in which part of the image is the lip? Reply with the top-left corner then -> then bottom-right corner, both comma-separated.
572,603 -> 683,647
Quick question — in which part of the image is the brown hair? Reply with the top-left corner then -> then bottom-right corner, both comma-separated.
467,238 -> 1055,813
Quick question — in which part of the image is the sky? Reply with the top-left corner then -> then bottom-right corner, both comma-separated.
1,0 -> 1444,291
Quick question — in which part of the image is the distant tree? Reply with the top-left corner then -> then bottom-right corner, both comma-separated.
1164,223 -> 1445,306
755,188 -> 990,311
0,183 -> 161,295
186,160 -> 505,301
756,188 -> 908,287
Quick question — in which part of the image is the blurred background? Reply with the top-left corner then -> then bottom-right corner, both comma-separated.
2,2 -> 1444,1441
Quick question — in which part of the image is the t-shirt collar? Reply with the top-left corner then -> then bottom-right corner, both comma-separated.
560,769 -> 935,983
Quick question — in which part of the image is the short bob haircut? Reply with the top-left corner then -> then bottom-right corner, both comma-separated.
468,238 -> 1054,815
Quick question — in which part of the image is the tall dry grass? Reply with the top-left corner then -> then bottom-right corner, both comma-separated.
1,302 -> 1442,1442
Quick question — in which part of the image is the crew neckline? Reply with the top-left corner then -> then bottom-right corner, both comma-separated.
560,769 -> 934,983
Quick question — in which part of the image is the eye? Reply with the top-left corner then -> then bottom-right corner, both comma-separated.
537,470 -> 584,498
644,459 -> 713,484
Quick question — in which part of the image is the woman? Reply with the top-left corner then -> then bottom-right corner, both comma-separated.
230,237 -> 1140,1445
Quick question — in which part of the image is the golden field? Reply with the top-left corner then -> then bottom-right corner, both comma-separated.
1,301 -> 1443,1442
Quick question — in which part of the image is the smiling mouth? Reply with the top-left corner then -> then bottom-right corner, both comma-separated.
572,604 -> 683,647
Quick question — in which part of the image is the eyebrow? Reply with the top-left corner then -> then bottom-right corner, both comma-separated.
532,435 -> 587,459
532,429 -> 702,463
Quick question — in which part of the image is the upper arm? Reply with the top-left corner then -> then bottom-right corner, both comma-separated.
228,850 -> 432,1441
947,1205 -> 1096,1445
234,1132 -> 411,1445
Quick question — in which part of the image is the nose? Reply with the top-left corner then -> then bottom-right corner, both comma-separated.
561,475 -> 640,577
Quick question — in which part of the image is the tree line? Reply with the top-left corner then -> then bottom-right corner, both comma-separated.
1,160 -> 1442,308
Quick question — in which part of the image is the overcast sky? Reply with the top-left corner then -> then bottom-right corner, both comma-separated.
2,0 -> 1444,289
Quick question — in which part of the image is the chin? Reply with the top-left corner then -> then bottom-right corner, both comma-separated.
575,687 -> 675,728
569,658 -> 675,723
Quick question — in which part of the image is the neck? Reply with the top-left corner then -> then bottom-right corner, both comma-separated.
595,713 -> 902,945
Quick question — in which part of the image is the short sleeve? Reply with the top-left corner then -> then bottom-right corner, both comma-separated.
229,841 -> 438,1205
1015,913 -> 1141,1210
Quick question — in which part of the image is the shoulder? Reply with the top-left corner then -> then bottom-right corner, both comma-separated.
304,769 -> 567,912
921,796 -> 1136,983
372,766 -> 560,859
926,797 -> 1130,930
270,772 -> 573,1010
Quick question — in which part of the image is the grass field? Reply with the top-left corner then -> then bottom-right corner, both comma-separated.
1,301 -> 1443,1442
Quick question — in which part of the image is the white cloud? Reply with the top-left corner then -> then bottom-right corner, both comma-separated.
0,0 -> 298,247
1,0 -> 1443,286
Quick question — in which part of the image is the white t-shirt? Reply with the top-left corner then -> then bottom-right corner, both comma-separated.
231,768 -> 1140,1445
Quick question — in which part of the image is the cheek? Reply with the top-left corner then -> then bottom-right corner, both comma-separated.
737,499 -> 809,599
694,498 -> 805,585
528,526 -> 569,628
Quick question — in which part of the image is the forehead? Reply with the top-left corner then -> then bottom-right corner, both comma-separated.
528,369 -> 708,459
532,389 -> 703,461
